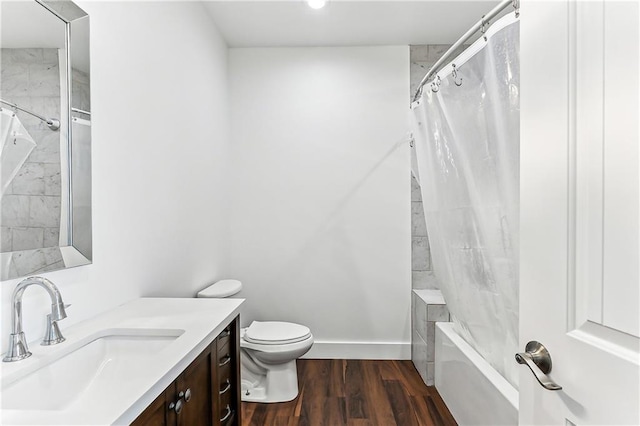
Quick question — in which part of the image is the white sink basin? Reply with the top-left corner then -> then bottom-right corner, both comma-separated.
2,329 -> 183,411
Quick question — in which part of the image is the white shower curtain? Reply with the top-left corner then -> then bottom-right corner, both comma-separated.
411,14 -> 520,387
1,109 -> 36,195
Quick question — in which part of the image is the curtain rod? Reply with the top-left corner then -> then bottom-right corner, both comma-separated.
412,0 -> 519,102
72,107 -> 91,116
0,98 -> 60,130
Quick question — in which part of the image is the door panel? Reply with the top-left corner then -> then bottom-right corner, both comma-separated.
520,0 -> 639,424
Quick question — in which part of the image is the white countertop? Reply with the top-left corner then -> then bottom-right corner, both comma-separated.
1,297 -> 244,425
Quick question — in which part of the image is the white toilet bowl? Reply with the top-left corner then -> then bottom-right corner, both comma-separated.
240,321 -> 313,403
196,280 -> 314,403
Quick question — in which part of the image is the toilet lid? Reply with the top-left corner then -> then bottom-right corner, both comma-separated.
197,280 -> 242,298
244,321 -> 311,345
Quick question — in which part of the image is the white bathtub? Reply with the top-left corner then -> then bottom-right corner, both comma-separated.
435,322 -> 518,426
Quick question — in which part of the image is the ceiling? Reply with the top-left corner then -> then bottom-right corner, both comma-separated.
203,1 -> 504,47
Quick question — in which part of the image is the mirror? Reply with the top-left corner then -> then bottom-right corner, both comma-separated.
1,0 -> 91,280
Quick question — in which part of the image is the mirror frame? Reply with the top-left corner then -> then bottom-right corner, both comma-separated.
1,0 -> 91,280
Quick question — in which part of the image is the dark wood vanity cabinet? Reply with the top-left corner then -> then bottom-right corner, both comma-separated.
132,316 -> 241,426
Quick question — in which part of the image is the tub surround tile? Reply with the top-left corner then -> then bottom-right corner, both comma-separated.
412,271 -> 440,290
412,330 -> 428,384
28,195 -> 60,227
44,227 -> 59,248
28,62 -> 60,97
1,227 -> 12,251
411,202 -> 428,237
413,293 -> 428,341
28,131 -> 60,163
411,289 -> 450,387
410,62 -> 430,94
426,321 -> 436,362
410,45 -> 430,63
42,48 -> 59,65
43,163 -> 61,195
11,247 -> 63,277
427,304 -> 450,322
411,175 -> 422,202
11,227 -> 44,251
427,45 -> 449,63
1,195 -> 30,227
411,237 -> 430,271
11,162 -> 45,195
0,67 -> 29,97
33,259 -> 65,274
426,361 -> 435,385
4,48 -> 43,63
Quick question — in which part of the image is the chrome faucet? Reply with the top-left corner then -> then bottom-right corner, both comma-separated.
3,276 -> 68,362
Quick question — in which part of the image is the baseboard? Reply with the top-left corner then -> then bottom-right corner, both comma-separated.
302,340 -> 411,360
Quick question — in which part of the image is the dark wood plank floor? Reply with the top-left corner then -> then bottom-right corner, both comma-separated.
242,359 -> 457,426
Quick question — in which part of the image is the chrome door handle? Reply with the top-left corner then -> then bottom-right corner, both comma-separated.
515,341 -> 562,391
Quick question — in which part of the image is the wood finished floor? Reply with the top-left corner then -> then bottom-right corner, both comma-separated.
241,359 -> 457,426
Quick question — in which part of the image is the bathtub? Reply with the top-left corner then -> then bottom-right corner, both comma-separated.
435,322 -> 518,426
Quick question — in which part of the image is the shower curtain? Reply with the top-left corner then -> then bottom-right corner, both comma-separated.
411,14 -> 520,387
1,108 -> 36,195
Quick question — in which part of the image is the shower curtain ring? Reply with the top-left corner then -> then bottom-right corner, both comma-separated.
452,64 -> 463,87
431,76 -> 441,93
481,15 -> 488,41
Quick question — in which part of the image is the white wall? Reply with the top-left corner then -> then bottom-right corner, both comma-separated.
1,1 -> 231,351
228,47 -> 411,359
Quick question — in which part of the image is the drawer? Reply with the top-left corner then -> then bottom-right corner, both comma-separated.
218,375 -> 233,397
217,342 -> 232,366
217,353 -> 232,383
217,324 -> 232,349
218,385 -> 236,425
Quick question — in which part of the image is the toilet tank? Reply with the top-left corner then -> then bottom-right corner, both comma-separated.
197,280 -> 242,298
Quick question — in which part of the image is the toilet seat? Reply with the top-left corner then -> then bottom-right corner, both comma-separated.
243,321 -> 311,345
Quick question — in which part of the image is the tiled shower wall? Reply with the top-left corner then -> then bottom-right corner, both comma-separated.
1,48 -> 64,275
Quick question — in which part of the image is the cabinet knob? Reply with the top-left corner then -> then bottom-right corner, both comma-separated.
178,388 -> 192,403
169,398 -> 183,414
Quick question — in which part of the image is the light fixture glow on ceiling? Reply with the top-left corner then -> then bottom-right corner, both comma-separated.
307,0 -> 326,10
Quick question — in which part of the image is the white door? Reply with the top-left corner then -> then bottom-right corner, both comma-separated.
520,0 -> 640,424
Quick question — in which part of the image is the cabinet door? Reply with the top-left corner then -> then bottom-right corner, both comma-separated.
131,385 -> 177,426
176,348 -> 214,426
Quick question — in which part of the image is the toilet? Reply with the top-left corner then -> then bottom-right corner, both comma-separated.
197,280 -> 314,403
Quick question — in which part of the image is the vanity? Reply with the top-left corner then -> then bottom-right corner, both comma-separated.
132,308 -> 242,426
1,298 -> 244,425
